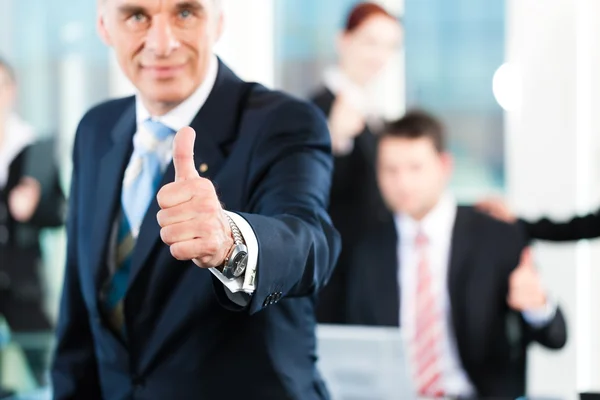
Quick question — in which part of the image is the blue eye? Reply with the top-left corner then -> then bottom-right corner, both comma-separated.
131,13 -> 147,23
179,9 -> 192,19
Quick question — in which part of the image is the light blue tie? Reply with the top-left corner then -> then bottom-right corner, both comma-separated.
103,119 -> 175,333
122,119 -> 175,235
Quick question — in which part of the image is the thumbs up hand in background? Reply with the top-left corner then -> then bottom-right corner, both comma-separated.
156,127 -> 233,267
507,247 -> 548,312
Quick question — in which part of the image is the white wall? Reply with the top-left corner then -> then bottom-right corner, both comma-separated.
506,0 -> 600,397
214,0 -> 275,87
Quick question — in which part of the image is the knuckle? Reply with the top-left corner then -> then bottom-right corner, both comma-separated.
156,210 -> 166,227
199,254 -> 213,265
193,241 -> 206,259
156,189 -> 167,208
211,201 -> 224,214
157,182 -> 177,208
197,177 -> 213,189
160,227 -> 173,245
206,239 -> 219,255
170,245 -> 185,261
206,203 -> 219,214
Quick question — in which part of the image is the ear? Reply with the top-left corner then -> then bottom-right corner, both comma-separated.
440,152 -> 454,176
214,10 -> 225,42
97,6 -> 113,46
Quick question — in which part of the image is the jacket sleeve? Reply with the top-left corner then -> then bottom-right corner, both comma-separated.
506,221 -> 568,350
51,123 -> 102,400
212,99 -> 341,314
21,139 -> 66,228
520,209 -> 600,242
523,306 -> 567,350
28,170 -> 66,228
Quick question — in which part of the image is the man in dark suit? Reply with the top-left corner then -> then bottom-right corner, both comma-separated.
51,1 -> 340,399
346,111 -> 567,398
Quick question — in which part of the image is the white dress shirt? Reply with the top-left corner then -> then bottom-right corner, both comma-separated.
132,55 -> 258,301
395,194 -> 557,397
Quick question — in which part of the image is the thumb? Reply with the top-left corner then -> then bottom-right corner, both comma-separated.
518,247 -> 535,270
173,127 -> 199,181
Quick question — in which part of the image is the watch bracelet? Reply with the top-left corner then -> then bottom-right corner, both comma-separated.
225,213 -> 244,246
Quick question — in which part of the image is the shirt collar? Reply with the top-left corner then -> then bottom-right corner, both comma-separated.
395,192 -> 457,245
135,55 -> 219,131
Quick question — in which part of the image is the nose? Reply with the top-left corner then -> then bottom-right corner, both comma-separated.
145,15 -> 180,57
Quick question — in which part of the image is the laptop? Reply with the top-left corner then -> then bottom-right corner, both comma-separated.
316,324 -> 415,400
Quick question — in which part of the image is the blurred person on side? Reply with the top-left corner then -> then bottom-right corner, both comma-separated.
51,0 -> 340,399
477,197 -> 600,242
345,111 -> 567,398
310,1 -> 402,323
0,57 -> 65,386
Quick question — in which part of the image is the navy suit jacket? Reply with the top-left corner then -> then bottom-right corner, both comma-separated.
51,62 -> 340,400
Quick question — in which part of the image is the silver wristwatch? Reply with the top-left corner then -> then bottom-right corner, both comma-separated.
218,214 -> 249,280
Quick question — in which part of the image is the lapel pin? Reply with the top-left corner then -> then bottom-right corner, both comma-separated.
199,163 -> 209,173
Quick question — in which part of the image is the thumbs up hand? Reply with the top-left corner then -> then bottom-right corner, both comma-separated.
156,127 -> 233,267
507,247 -> 548,312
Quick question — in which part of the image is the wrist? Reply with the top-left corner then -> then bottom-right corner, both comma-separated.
216,213 -> 248,279
221,215 -> 235,263
522,296 -> 557,328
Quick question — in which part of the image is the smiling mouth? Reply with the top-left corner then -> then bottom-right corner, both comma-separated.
141,64 -> 185,79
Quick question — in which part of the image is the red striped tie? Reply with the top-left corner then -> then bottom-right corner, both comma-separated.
412,231 -> 445,398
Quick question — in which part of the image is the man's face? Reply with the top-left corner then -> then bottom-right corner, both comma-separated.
98,0 -> 223,113
377,136 -> 452,220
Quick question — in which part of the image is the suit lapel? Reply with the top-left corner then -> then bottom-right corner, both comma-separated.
447,206 -> 474,358
379,219 -> 401,326
127,61 -> 250,290
90,100 -> 136,292
360,216 -> 400,326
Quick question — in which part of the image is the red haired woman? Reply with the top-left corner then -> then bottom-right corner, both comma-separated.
311,2 -> 402,323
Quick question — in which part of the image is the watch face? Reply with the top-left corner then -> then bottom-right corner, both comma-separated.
232,252 -> 248,277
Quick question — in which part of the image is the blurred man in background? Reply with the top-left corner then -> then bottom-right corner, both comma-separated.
345,111 -> 567,398
51,0 -> 339,399
311,2 -> 403,323
0,58 -> 65,389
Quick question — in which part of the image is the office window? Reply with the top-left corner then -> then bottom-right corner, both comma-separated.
405,0 -> 506,200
